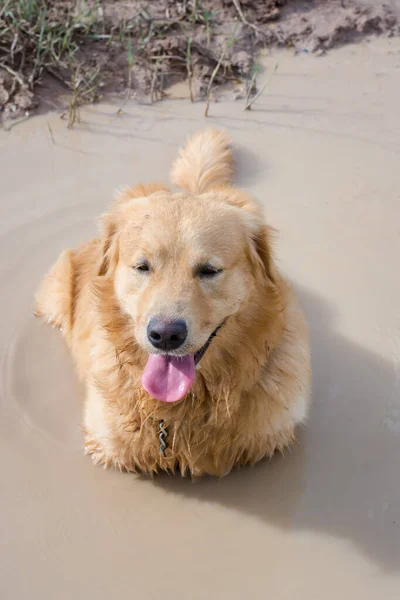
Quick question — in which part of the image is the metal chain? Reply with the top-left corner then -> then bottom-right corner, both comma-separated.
159,420 -> 168,456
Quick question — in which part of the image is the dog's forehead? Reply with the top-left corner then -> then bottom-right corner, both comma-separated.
120,194 -> 244,255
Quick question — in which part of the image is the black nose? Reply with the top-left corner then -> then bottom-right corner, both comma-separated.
147,318 -> 188,351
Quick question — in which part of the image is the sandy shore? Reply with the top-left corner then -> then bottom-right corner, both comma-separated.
1,37 -> 399,599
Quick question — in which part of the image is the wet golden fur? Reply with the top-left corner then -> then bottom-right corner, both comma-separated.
35,129 -> 311,477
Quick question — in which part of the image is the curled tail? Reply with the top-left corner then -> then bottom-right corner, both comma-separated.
171,129 -> 233,194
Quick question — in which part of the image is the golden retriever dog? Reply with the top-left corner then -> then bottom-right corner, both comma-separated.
35,129 -> 311,477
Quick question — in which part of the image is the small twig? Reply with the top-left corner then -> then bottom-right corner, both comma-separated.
186,36 -> 194,103
244,61 -> 279,111
45,66 -> 70,88
19,47 -> 26,75
116,93 -> 131,115
0,62 -> 24,86
30,7 -> 47,86
204,2 -> 211,48
244,64 -> 259,108
47,121 -> 55,144
204,25 -> 238,118
150,58 -> 161,103
67,66 -> 86,129
117,36 -> 134,115
204,46 -> 226,117
232,0 -> 265,37
149,55 -> 185,62
68,87 -> 79,128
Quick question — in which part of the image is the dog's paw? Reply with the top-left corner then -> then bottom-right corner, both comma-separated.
83,435 -> 133,472
84,437 -> 112,469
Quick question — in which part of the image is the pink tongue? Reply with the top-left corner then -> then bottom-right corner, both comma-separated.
141,354 -> 195,403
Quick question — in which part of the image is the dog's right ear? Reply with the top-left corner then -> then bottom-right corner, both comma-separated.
97,183 -> 169,277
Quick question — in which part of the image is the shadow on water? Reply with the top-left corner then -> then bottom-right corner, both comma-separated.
151,285 -> 400,571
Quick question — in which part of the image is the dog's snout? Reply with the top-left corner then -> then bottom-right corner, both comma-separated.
147,318 -> 188,351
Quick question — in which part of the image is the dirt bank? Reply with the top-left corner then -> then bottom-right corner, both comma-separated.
1,0 -> 399,123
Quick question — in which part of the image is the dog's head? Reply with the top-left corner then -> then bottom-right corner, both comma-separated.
97,185 -> 280,403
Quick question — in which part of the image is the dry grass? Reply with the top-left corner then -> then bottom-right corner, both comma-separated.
1,1 -> 393,125
0,0 -> 103,123
0,1 -> 280,125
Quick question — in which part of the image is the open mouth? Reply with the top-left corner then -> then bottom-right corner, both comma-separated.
141,321 -> 225,403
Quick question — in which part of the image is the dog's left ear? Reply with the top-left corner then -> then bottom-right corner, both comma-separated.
212,187 -> 277,284
243,214 -> 278,285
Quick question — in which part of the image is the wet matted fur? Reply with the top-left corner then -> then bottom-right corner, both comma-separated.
35,129 -> 311,477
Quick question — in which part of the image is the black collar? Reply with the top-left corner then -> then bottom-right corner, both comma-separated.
194,319 -> 226,365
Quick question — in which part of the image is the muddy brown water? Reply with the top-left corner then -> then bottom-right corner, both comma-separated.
1,40 -> 400,599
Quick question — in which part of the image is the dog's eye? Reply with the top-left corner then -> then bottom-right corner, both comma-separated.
196,264 -> 223,278
134,261 -> 150,273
